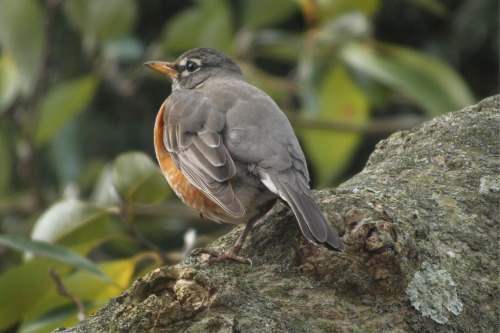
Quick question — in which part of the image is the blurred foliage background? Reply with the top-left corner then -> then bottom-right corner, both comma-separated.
0,0 -> 497,331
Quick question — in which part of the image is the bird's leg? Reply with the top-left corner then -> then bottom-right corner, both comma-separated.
196,219 -> 257,265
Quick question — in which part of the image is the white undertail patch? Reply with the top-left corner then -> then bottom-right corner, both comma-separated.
259,171 -> 279,195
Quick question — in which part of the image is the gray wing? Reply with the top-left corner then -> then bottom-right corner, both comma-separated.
163,90 -> 244,218
223,81 -> 344,251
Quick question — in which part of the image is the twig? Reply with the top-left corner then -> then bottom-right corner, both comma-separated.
239,62 -> 298,93
120,205 -> 172,265
131,202 -> 200,220
18,0 -> 63,208
287,114 -> 427,136
49,268 -> 86,322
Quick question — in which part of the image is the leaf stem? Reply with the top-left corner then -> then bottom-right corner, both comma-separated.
120,203 -> 172,265
288,114 -> 427,136
49,268 -> 86,322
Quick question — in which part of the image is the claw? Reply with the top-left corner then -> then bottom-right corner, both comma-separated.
192,218 -> 257,266
195,247 -> 252,265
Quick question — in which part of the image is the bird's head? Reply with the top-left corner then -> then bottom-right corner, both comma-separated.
144,48 -> 243,91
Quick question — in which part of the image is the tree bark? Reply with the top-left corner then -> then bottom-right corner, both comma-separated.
55,95 -> 499,333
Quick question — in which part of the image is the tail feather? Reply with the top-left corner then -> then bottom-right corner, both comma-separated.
324,217 -> 345,251
278,181 -> 344,251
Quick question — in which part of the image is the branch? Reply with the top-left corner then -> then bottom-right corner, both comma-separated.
288,113 -> 427,135
49,268 -> 86,322
119,205 -> 173,265
18,0 -> 63,208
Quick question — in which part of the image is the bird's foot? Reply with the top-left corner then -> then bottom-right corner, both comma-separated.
194,247 -> 252,265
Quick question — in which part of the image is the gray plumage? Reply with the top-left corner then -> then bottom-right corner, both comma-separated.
154,47 -> 344,252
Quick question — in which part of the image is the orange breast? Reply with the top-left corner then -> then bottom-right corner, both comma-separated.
153,102 -> 218,213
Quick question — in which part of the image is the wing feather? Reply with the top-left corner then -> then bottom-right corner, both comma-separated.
163,91 -> 244,218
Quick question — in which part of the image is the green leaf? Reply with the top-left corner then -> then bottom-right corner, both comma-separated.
0,0 -> 44,94
64,0 -> 137,45
199,0 -> 233,54
162,0 -> 233,55
0,127 -> 11,195
242,0 -> 298,29
90,163 -> 122,206
342,42 -> 475,116
0,235 -> 110,283
406,0 -> 448,16
161,7 -> 204,53
254,30 -> 304,63
312,12 -> 371,47
48,121 -> 82,185
30,199 -> 110,250
103,36 -> 144,63
0,54 -> 22,111
314,0 -> 380,22
34,75 -> 97,147
0,258 -> 71,330
19,301 -> 104,333
20,258 -> 135,333
90,0 -> 137,43
300,64 -> 369,185
113,151 -> 170,204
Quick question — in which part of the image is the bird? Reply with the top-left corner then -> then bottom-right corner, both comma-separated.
144,48 -> 344,264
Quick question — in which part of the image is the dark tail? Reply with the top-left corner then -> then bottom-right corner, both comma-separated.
278,181 -> 344,252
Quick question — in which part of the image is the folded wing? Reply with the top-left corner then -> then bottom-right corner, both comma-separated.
163,91 -> 244,218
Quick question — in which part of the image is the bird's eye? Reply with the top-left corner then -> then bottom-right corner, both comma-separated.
186,61 -> 199,72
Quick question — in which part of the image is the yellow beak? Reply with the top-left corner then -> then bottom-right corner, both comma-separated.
144,61 -> 179,79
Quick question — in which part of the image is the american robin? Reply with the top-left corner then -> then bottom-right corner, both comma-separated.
145,48 -> 344,264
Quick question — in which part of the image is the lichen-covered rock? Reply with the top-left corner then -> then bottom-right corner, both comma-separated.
56,96 -> 499,332
405,261 -> 463,324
